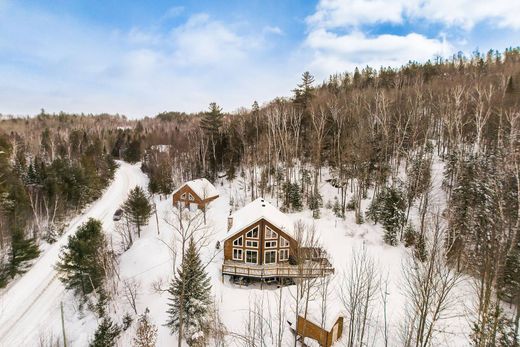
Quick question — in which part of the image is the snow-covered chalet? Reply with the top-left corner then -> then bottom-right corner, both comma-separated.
221,198 -> 334,280
172,178 -> 219,210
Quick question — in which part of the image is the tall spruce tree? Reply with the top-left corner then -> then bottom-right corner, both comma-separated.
367,186 -> 406,246
166,238 -> 212,345
200,102 -> 223,179
56,218 -> 107,298
122,186 -> 152,238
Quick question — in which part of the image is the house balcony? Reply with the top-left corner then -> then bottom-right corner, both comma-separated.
222,258 -> 334,279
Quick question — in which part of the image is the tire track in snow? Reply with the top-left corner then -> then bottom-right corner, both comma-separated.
0,162 -> 146,346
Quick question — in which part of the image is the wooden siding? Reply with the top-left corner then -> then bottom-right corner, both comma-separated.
223,219 -> 297,265
296,316 -> 344,347
172,184 -> 218,210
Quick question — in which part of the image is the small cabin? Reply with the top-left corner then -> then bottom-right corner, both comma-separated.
221,198 -> 334,280
296,301 -> 344,347
172,178 -> 219,210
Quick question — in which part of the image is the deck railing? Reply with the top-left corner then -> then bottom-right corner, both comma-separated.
222,260 -> 334,279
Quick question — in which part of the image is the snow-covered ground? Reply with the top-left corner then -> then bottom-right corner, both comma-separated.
0,157 -> 475,346
0,161 -> 147,346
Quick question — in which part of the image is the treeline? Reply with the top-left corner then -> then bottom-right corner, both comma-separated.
0,117 -> 122,287
136,47 -> 520,344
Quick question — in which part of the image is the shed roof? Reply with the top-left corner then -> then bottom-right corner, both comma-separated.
173,178 -> 219,200
298,297 -> 343,331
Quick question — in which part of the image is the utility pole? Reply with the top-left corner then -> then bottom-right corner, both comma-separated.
61,301 -> 67,347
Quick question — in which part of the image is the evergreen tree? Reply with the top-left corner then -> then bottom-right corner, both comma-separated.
124,138 -> 142,163
200,102 -> 224,178
367,186 -> 406,246
283,182 -> 303,212
403,224 -> 416,248
200,102 -> 223,137
308,190 -> 322,219
134,308 -> 158,347
293,71 -> 315,108
56,218 -> 107,297
89,317 -> 121,347
166,238 -> 212,345
499,244 -> 520,302
122,186 -> 153,238
0,227 -> 40,287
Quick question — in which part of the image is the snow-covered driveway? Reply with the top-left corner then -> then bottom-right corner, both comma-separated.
0,161 -> 147,346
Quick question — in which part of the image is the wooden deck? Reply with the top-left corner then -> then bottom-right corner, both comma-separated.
222,259 -> 334,279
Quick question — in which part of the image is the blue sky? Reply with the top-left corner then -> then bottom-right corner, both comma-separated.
0,0 -> 519,117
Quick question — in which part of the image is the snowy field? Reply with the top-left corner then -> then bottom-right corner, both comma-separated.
0,158 -> 476,346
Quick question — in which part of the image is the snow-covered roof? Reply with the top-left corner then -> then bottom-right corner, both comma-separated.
299,297 -> 343,332
173,178 -> 219,199
226,198 -> 293,239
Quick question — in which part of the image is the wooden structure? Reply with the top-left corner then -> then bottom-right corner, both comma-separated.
296,315 -> 343,347
172,178 -> 219,210
222,198 -> 334,280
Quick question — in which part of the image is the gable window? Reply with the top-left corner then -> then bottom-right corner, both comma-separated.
246,226 -> 259,239
265,240 -> 277,249
245,250 -> 258,264
279,249 -> 289,261
264,250 -> 277,264
188,193 -> 195,201
280,237 -> 290,248
181,193 -> 186,199
265,226 -> 278,239
233,236 -> 243,246
246,240 -> 258,248
233,248 -> 243,260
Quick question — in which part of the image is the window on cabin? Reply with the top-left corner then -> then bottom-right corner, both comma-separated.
188,193 -> 194,201
246,226 -> 259,239
246,240 -> 258,248
245,250 -> 258,264
264,250 -> 277,264
233,236 -> 243,246
280,237 -> 290,248
265,240 -> 277,248
232,248 -> 243,260
265,226 -> 278,239
279,249 -> 289,261
181,193 -> 186,199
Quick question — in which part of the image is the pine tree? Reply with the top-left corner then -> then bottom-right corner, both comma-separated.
90,317 -> 121,347
166,238 -> 212,345
293,71 -> 315,108
56,218 -> 107,298
134,308 -> 158,347
122,187 -> 152,238
499,244 -> 520,302
0,227 -> 40,287
200,102 -> 223,137
200,102 -> 223,178
123,138 -> 142,163
367,186 -> 406,246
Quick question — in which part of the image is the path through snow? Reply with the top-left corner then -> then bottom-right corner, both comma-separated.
0,161 -> 147,346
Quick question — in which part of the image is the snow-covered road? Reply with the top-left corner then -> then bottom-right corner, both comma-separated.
0,161 -> 148,346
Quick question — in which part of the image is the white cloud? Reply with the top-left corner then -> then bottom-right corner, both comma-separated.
307,0 -> 520,30
307,0 -> 412,28
303,0 -> 520,79
0,4 -> 299,117
415,0 -> 520,30
305,29 -> 452,76
263,26 -> 284,36
170,13 -> 250,66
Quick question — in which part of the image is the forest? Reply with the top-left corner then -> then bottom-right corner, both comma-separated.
1,47 -> 520,346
